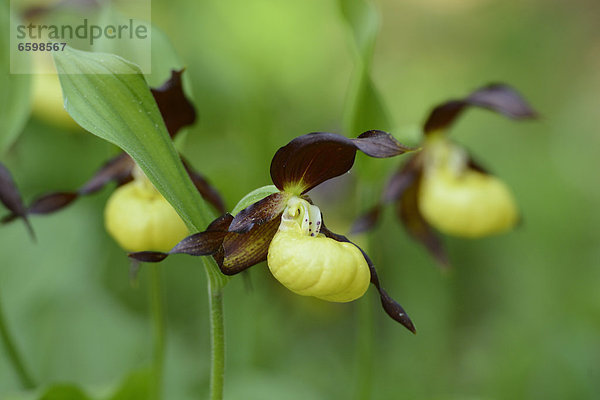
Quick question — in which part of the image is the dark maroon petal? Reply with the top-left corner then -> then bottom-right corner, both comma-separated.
181,158 -> 226,214
424,83 -> 537,134
220,215 -> 281,275
349,205 -> 382,235
151,69 -> 197,138
170,214 -> 233,255
351,154 -> 422,235
229,192 -> 287,234
78,153 -> 135,195
128,251 -> 169,263
270,132 -> 357,193
353,130 -> 416,158
320,222 -> 416,333
28,192 -> 79,215
396,179 -> 449,268
128,214 -> 234,263
382,154 -> 422,203
0,163 -> 34,239
270,131 -> 413,194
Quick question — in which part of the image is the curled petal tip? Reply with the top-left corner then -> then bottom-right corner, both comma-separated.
128,251 -> 169,263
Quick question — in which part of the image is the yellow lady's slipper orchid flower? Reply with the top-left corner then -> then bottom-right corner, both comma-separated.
352,84 -> 536,267
105,168 -> 189,252
268,197 -> 370,302
418,134 -> 518,238
130,131 -> 417,332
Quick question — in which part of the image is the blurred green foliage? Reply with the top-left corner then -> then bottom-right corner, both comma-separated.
1,0 -> 599,399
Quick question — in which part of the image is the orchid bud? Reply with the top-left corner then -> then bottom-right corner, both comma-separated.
104,168 -> 188,252
267,197 -> 370,302
418,135 -> 518,238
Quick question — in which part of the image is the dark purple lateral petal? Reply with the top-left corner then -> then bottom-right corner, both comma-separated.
382,155 -> 422,203
151,69 -> 197,138
220,215 -> 281,275
181,158 -> 226,214
170,214 -> 233,255
78,153 -> 135,195
350,155 -> 422,235
128,214 -> 234,263
352,130 -> 417,158
270,131 -> 414,194
424,83 -> 537,134
28,192 -> 79,215
128,251 -> 169,263
320,222 -> 416,333
349,205 -> 382,235
229,192 -> 287,234
396,179 -> 449,268
0,163 -> 34,239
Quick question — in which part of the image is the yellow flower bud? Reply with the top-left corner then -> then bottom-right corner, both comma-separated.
419,135 -> 518,238
267,197 -> 370,302
104,171 -> 189,252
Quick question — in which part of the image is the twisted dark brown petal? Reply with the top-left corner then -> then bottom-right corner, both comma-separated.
220,216 -> 281,275
79,153 -> 135,195
349,205 -> 382,235
396,178 -> 449,268
424,83 -> 537,134
228,192 -> 287,234
350,154 -> 422,235
128,214 -> 234,263
270,131 -> 414,194
353,130 -> 416,158
320,222 -> 416,333
182,158 -> 226,214
0,162 -> 34,239
151,69 -> 197,138
3,153 -> 135,221
128,211 -> 282,277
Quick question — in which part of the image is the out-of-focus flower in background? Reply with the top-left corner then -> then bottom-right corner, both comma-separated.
352,84 -> 537,266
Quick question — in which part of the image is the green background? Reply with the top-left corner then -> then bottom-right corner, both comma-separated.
1,0 -> 599,398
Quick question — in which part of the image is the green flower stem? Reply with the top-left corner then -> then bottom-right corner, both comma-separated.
149,265 -> 166,400
203,259 -> 226,400
355,291 -> 375,400
0,294 -> 35,389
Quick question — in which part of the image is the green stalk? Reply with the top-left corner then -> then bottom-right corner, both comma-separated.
203,260 -> 226,400
355,292 -> 375,400
0,294 -> 35,389
149,265 -> 166,400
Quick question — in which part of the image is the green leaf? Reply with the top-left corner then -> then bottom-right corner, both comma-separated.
39,385 -> 92,400
0,4 -> 31,154
107,368 -> 151,400
53,47 -> 212,233
338,0 -> 379,60
338,0 -> 392,135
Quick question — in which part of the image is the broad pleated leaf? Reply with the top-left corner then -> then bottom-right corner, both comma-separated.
54,47 -> 211,232
0,4 -> 31,154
